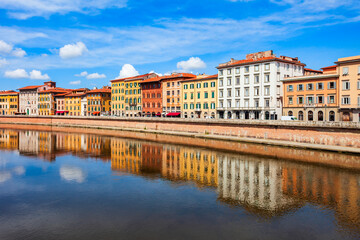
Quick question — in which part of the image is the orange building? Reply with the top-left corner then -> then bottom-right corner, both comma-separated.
282,65 -> 339,121
140,76 -> 163,117
161,73 -> 196,116
86,87 -> 111,116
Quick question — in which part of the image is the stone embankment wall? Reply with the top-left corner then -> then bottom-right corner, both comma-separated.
0,116 -> 360,151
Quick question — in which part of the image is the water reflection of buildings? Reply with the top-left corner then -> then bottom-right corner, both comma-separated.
217,155 -> 301,216
0,128 -> 359,234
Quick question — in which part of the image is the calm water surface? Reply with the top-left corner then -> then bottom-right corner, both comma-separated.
0,128 -> 359,240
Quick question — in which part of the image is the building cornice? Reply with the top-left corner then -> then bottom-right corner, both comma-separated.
281,74 -> 338,82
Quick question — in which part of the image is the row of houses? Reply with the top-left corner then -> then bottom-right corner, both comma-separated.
0,50 -> 359,122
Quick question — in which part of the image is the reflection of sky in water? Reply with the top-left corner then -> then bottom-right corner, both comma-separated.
0,133 -> 359,240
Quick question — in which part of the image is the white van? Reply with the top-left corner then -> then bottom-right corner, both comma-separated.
281,116 -> 296,121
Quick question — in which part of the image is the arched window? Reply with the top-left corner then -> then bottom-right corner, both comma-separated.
329,111 -> 335,121
318,111 -> 324,121
308,111 -> 313,121
265,111 -> 270,120
288,111 -> 293,116
298,111 -> 304,121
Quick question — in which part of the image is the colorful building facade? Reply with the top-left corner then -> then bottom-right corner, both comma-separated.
0,90 -> 19,115
180,74 -> 218,119
335,55 -> 360,122
86,87 -> 111,116
110,73 -> 157,117
140,76 -> 163,117
162,73 -> 196,116
38,88 -> 70,115
282,65 -> 339,121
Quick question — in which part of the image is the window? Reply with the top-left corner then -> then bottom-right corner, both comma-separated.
227,100 -> 231,108
184,93 -> 187,100
244,88 -> 249,97
197,92 -> 201,98
264,74 -> 270,83
219,70 -> 223,76
298,84 -> 304,91
298,96 -> 304,104
342,81 -> 350,90
244,76 -> 249,84
357,80 -> 360,90
219,79 -> 223,87
342,96 -> 350,105
287,85 -> 293,92
264,86 -> 270,96
254,99 -> 259,107
265,63 -> 270,71
190,84 -> 194,89
211,82 -> 216,87
244,100 -> 249,107
236,77 -> 240,85
287,64 -> 290,70
227,89 -> 232,97
328,81 -> 336,89
197,83 -> 201,88
235,68 -> 240,74
203,82 -> 208,88
204,92 -> 208,98
254,87 -> 259,96
317,95 -> 324,104
254,65 -> 259,72
235,88 -> 240,97
307,83 -> 313,90
317,83 -> 323,90
227,69 -> 231,75
328,95 -> 335,104
307,96 -> 314,104
211,91 -> 215,98
211,103 -> 215,109
254,75 -> 259,84
358,95 -> 360,107
245,66 -> 249,73
342,67 -> 349,75
288,97 -> 293,105
184,84 -> 188,89
227,78 -> 232,85
219,90 -> 223,98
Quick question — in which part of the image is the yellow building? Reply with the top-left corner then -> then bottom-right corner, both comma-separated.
64,89 -> 89,116
86,87 -> 111,116
0,90 -> 19,115
335,55 -> 360,122
111,138 -> 142,174
38,88 -> 71,115
161,145 -> 218,187
110,73 -> 156,117
180,74 -> 218,119
0,129 -> 19,150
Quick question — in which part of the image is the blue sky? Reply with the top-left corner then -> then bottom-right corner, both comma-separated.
0,0 -> 359,90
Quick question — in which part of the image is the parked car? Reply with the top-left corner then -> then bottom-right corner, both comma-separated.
281,116 -> 296,121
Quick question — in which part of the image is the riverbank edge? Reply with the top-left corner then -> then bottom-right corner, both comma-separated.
1,120 -> 359,154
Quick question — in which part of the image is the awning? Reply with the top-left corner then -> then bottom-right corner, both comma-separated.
156,113 -> 161,116
56,111 -> 65,114
166,112 -> 181,117
93,111 -> 100,115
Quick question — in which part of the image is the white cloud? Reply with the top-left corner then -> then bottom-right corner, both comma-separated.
70,80 -> 81,85
29,70 -> 50,80
12,48 -> 26,57
117,64 -> 139,79
59,41 -> 88,59
13,166 -> 25,175
0,58 -> 8,67
75,71 -> 88,77
4,68 -> 50,79
86,73 -> 106,79
60,165 -> 86,183
0,0 -> 127,19
149,70 -> 163,77
177,57 -> 206,71
0,171 -> 12,183
4,69 -> 29,78
0,40 -> 12,54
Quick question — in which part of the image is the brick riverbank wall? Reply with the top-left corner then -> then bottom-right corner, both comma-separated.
0,116 -> 360,148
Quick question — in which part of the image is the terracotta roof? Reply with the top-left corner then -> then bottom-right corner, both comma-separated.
65,93 -> 86,97
110,73 -> 156,83
140,76 -> 162,84
161,73 -> 196,80
86,88 -> 111,94
304,68 -> 323,73
180,74 -> 218,82
38,88 -> 72,94
321,65 -> 337,70
217,56 -> 306,69
0,90 -> 19,95
17,85 -> 43,90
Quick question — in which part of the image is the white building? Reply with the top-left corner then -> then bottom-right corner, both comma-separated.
18,81 -> 56,116
216,50 -> 306,120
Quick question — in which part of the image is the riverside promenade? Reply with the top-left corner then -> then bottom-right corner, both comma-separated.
0,116 -> 359,154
